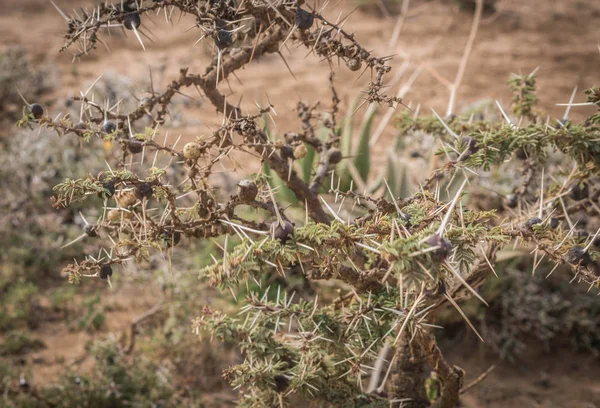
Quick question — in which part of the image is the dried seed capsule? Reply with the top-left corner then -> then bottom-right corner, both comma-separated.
270,220 -> 294,244
101,120 -> 117,134
116,190 -> 137,207
124,13 -> 141,30
328,148 -> 343,164
108,209 -> 133,221
426,235 -> 453,262
295,8 -> 314,30
549,217 -> 559,229
99,264 -> 113,280
183,142 -> 203,161
237,180 -> 258,203
214,29 -> 233,49
505,194 -> 518,209
30,103 -> 44,119
127,138 -> 143,154
565,246 -> 591,267
525,217 -> 542,230
136,183 -> 153,200
569,182 -> 589,201
84,224 -> 98,237
346,58 -> 362,72
273,375 -> 290,393
280,145 -> 295,160
293,144 -> 307,159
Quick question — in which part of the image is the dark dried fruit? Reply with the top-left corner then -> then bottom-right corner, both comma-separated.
273,375 -> 290,393
98,180 -> 116,198
237,180 -> 258,203
124,13 -> 141,30
214,29 -> 233,49
30,103 -> 44,119
569,182 -> 589,201
549,217 -> 559,229
565,246 -> 591,267
84,224 -> 98,237
127,137 -> 143,154
280,145 -> 294,160
295,8 -> 314,30
136,183 -> 153,200
426,235 -> 453,262
328,148 -> 343,164
400,213 -> 412,227
505,194 -> 518,209
461,136 -> 479,154
102,120 -> 117,134
271,220 -> 294,244
525,217 -> 542,230
99,264 -> 113,279
576,229 -> 590,242
346,58 -> 361,72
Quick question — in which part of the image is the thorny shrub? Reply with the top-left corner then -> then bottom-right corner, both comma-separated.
15,0 -> 600,407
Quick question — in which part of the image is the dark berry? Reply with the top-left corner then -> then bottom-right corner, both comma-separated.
525,217 -> 542,230
84,224 -> 98,237
346,58 -> 361,72
565,246 -> 591,267
426,235 -> 453,262
400,213 -> 412,227
127,137 -> 144,154
505,194 -> 518,209
569,182 -> 589,201
549,218 -> 559,229
237,180 -> 258,203
295,8 -> 314,30
124,13 -> 141,30
328,148 -> 343,164
30,103 -> 44,119
136,183 -> 153,200
280,145 -> 295,160
102,120 -> 117,134
214,29 -> 233,49
273,375 -> 290,393
99,264 -> 113,279
270,220 -> 294,244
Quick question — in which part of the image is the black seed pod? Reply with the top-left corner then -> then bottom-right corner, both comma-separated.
124,13 -> 141,30
98,180 -> 116,198
569,182 -> 589,201
549,217 -> 559,229
214,29 -> 233,49
328,148 -> 343,164
565,246 -> 591,267
127,138 -> 143,154
101,120 -> 117,134
237,180 -> 258,203
461,136 -> 479,154
525,217 -> 542,230
30,103 -> 44,119
84,224 -> 98,237
505,194 -> 518,209
270,220 -> 294,244
400,213 -> 412,227
576,229 -> 590,242
410,151 -> 421,158
426,235 -> 453,262
280,145 -> 295,160
295,8 -> 314,30
136,183 -> 153,200
273,375 -> 290,393
99,264 -> 113,280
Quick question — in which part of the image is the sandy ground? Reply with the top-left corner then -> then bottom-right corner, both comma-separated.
2,0 -> 600,406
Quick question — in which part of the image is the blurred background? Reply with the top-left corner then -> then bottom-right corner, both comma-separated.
0,0 -> 599,407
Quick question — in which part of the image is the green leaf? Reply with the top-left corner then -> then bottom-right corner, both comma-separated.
353,106 -> 377,184
298,144 -> 315,183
